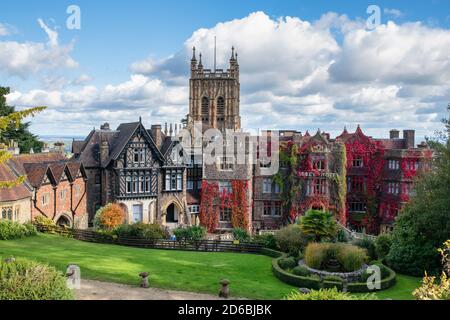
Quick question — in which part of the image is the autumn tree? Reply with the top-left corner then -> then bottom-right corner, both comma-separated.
93,203 -> 126,230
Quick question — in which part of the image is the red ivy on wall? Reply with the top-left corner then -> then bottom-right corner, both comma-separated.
199,180 -> 249,232
199,181 -> 219,232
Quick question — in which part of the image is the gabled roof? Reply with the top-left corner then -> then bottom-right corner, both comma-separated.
0,163 -> 31,202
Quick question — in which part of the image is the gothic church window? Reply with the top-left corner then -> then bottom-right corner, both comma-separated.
217,96 -> 225,117
201,97 -> 209,121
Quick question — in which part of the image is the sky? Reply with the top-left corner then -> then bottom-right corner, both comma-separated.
1,0 -> 450,141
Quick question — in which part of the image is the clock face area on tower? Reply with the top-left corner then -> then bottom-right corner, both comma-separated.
187,47 -> 241,132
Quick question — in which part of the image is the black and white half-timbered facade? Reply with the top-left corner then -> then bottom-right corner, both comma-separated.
72,120 -> 191,228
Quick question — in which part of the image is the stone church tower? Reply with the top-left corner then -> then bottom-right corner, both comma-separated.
187,47 -> 241,132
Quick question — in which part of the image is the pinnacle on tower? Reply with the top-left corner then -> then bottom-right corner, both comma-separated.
191,46 -> 196,61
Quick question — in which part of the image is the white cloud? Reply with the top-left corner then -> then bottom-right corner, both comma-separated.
7,11 -> 450,140
0,19 -> 77,78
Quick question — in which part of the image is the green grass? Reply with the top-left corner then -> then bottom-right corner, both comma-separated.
0,234 -> 295,299
0,233 -> 421,300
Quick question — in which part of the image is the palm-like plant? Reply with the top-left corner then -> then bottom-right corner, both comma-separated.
299,209 -> 338,242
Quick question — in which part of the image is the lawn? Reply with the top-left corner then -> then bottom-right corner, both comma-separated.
0,233 -> 421,300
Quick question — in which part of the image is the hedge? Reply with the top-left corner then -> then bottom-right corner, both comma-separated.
347,264 -> 397,293
272,255 -> 396,293
272,256 -> 321,289
260,247 -> 284,258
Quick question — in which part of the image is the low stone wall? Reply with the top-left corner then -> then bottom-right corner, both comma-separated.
298,260 -> 368,282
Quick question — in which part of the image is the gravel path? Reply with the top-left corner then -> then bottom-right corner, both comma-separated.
74,279 -> 229,300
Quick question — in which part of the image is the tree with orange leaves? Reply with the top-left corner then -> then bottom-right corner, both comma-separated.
94,203 -> 126,230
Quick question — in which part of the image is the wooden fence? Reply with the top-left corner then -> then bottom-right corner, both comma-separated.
35,225 -> 263,254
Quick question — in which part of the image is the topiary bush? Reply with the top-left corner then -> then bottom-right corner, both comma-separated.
278,257 -> 297,270
0,220 -> 37,240
292,265 -> 311,277
285,288 -> 377,300
0,257 -> 73,300
274,224 -> 311,256
375,233 -> 393,260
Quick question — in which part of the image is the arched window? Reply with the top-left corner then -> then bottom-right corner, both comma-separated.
217,96 -> 225,116
201,97 -> 209,116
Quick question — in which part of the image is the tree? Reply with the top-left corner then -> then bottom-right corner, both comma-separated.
93,203 -> 126,231
0,87 -> 44,154
0,87 -> 45,189
299,209 -> 338,242
387,104 -> 450,276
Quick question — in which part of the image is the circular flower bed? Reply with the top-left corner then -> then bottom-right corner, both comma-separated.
298,259 -> 368,283
304,243 -> 367,272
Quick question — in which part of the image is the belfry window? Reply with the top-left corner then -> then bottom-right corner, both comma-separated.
217,96 -> 225,116
201,97 -> 209,121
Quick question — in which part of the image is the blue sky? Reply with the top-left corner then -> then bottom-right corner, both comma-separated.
1,1 -> 450,139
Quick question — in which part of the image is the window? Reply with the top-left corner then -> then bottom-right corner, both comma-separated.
217,96 -> 225,116
133,148 -> 145,163
388,160 -> 400,170
388,182 -> 400,195
263,178 -> 272,193
139,176 -> 145,193
352,156 -> 364,167
263,202 -> 281,216
349,176 -> 365,192
1,207 -> 13,220
145,176 -> 151,193
274,183 -> 281,194
165,169 -> 183,191
219,181 -> 232,193
187,179 -> 194,190
219,157 -> 234,171
349,202 -> 366,212
313,179 -> 326,195
132,204 -> 143,223
201,97 -> 209,121
42,194 -> 49,206
314,160 -> 326,170
220,207 -> 231,222
126,177 -> 132,194
188,205 -> 200,214
14,207 -> 19,221
75,185 -> 82,197
60,189 -> 66,201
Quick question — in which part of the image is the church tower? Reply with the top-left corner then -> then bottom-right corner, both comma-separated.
187,46 -> 241,132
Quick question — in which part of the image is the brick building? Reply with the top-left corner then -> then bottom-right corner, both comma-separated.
0,152 -> 88,228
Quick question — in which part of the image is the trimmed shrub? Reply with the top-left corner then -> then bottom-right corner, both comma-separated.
278,257 -> 297,270
292,265 -> 311,277
353,238 -> 377,261
260,247 -> 283,258
285,288 -> 377,300
375,233 -> 393,260
0,257 -> 73,300
274,224 -> 311,256
33,215 -> 56,227
272,257 -> 321,289
173,225 -> 206,241
232,228 -> 250,241
93,203 -> 125,231
323,275 -> 343,283
113,222 -> 168,239
0,220 -> 37,240
335,229 -> 349,243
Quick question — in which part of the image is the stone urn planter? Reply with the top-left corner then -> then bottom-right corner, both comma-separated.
324,258 -> 342,272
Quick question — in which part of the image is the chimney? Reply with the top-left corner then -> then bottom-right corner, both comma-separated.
100,122 -> 111,131
100,136 -> 109,166
151,124 -> 162,148
390,129 -> 399,139
403,130 -> 415,149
